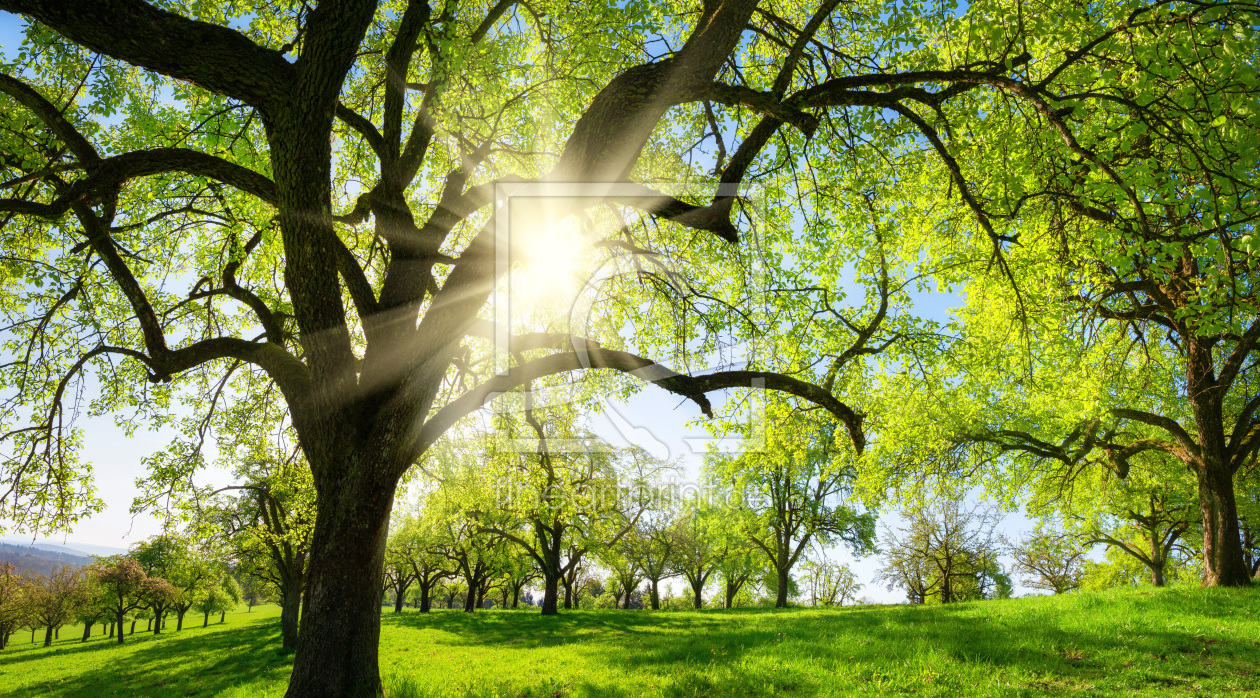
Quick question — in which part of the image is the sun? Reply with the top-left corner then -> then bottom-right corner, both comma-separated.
512,217 -> 587,311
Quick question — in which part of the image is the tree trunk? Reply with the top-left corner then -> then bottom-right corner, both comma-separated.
563,581 -> 573,610
176,610 -> 186,631
130,620 -> 136,634
220,611 -> 226,623
775,568 -> 789,608
692,581 -> 704,609
115,614 -> 125,645
54,626 -> 59,639
393,589 -> 405,613
81,622 -> 91,641
284,472 -> 395,698
152,610 -> 163,635
280,579 -> 302,650
724,580 -> 737,609
512,585 -> 520,609
541,571 -> 560,616
1196,462 -> 1251,586
42,625 -> 53,647
475,585 -> 486,610
650,581 -> 660,610
204,611 -> 210,628
419,583 -> 431,613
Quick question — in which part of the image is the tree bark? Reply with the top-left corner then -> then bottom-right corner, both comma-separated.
649,581 -> 661,610
1186,340 -> 1252,587
204,611 -> 211,627
284,469 -> 396,698
42,625 -> 53,648
692,582 -> 704,609
541,572 -> 560,616
280,581 -> 302,649
176,610 -> 186,631
1197,462 -> 1250,586
115,614 -> 124,645
775,568 -> 789,608
81,622 -> 91,641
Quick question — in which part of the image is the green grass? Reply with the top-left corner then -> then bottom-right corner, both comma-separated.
3,586 -> 1260,696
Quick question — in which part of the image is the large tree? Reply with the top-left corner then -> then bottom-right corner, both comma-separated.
864,0 -> 1260,588
0,0 -> 1204,692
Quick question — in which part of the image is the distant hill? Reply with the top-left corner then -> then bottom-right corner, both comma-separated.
0,537 -> 128,558
0,541 -> 95,577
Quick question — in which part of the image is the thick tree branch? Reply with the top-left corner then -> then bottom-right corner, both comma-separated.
1,0 -> 294,111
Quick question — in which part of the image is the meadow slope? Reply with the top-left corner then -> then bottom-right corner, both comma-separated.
1,586 -> 1258,696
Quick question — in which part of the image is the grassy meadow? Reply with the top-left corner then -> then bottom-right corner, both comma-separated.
1,586 -> 1258,696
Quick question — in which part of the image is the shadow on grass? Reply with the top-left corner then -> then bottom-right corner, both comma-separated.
385,587 -> 1260,696
2,618 -> 293,697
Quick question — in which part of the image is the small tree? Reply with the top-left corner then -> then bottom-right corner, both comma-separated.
195,579 -> 240,627
0,563 -> 32,650
1011,527 -> 1087,595
1085,492 -> 1196,588
634,514 -> 679,610
91,558 -> 151,646
877,500 -> 1006,604
672,503 -> 723,610
802,559 -> 861,606
708,406 -> 876,608
29,566 -> 83,647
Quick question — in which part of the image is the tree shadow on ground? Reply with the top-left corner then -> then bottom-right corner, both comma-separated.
2,618 -> 293,697
390,588 -> 1260,696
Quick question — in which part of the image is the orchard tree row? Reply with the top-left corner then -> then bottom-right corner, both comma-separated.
0,535 -> 239,650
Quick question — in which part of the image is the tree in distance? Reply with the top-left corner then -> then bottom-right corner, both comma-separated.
707,403 -> 876,608
877,499 -> 1009,604
1009,526 -> 1087,595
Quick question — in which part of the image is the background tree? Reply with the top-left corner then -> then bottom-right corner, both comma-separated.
72,573 -> 105,642
877,500 -> 1005,604
802,558 -> 861,606
0,563 -> 30,650
214,460 -> 313,648
383,535 -> 417,614
131,535 -> 190,634
632,507 -> 679,610
709,405 -> 876,607
195,575 -> 241,627
90,557 -> 152,646
1083,490 -> 1198,588
467,402 -> 665,615
672,500 -> 723,609
28,565 -> 82,647
1010,527 -> 1087,595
